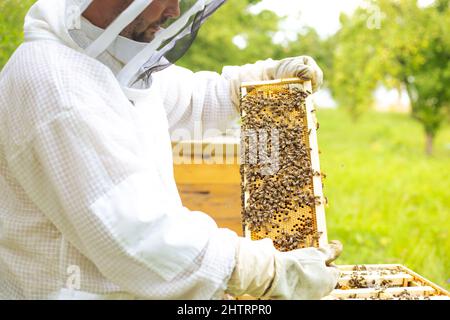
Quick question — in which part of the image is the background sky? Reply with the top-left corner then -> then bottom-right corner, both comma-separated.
256,0 -> 437,38
253,0 -> 417,109
255,0 -> 365,38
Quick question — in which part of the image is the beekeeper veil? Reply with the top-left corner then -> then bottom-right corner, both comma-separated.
67,0 -> 225,89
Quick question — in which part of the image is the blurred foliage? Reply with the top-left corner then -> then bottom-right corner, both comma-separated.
329,6 -> 384,120
330,0 -> 450,154
0,0 -> 36,69
178,0 -> 281,72
183,0 -> 450,155
379,0 -> 450,155
277,27 -> 336,88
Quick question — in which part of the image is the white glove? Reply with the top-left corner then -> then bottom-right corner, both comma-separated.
274,56 -> 324,92
223,56 -> 324,109
226,238 -> 341,300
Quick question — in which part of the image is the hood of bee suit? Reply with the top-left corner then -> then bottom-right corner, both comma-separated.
23,0 -> 226,89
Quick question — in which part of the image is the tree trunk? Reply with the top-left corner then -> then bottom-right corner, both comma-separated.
425,132 -> 434,156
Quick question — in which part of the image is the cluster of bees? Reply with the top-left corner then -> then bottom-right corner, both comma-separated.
240,87 -> 322,251
350,265 -> 403,276
343,290 -> 428,300
273,228 -> 323,252
335,265 -> 433,300
393,289 -> 430,300
337,274 -> 393,290
337,265 -> 401,290
359,289 -> 430,300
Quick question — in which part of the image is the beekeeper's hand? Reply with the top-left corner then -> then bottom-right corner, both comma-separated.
322,240 -> 343,266
224,56 -> 324,109
226,238 -> 342,300
272,56 -> 323,92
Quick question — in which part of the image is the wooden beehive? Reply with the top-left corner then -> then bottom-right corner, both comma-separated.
240,78 -> 328,250
326,264 -> 450,300
172,138 -> 243,235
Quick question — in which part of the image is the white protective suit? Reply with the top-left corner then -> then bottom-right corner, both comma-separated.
0,0 -> 336,300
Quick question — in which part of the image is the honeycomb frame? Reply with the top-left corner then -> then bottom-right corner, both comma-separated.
326,264 -> 450,300
239,78 -> 328,250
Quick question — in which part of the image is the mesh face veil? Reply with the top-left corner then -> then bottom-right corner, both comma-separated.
69,0 -> 225,89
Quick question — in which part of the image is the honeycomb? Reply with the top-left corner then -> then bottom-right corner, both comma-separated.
240,79 -> 327,251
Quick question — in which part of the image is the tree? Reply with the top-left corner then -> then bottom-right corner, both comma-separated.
377,0 -> 450,155
280,27 -> 336,88
328,5 -> 386,120
328,0 -> 450,154
178,0 -> 282,72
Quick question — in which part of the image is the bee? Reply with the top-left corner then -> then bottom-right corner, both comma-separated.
241,84 -> 324,244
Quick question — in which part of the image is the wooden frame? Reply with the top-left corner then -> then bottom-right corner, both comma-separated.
325,264 -> 450,300
240,78 -> 328,248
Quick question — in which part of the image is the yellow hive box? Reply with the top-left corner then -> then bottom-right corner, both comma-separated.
172,138 -> 243,235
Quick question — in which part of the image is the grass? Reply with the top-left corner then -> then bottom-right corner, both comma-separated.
317,108 -> 450,290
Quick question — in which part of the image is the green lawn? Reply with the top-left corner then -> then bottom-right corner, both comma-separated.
317,108 -> 450,291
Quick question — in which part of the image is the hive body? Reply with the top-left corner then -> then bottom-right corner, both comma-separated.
327,265 -> 450,300
240,79 -> 328,250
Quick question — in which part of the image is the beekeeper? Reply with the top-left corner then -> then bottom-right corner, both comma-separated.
0,0 -> 342,300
